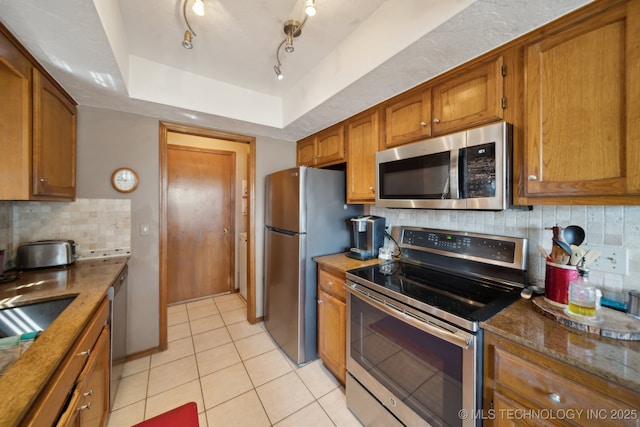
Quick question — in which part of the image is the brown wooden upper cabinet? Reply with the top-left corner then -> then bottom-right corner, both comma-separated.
0,23 -> 77,201
431,55 -> 504,135
296,135 -> 316,166
521,0 -> 640,202
382,88 -> 431,148
296,123 -> 346,167
33,69 -> 77,199
381,55 -> 504,150
346,109 -> 379,204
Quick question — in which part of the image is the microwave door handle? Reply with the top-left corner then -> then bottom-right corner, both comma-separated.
449,149 -> 460,199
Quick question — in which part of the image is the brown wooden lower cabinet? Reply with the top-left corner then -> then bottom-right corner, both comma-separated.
317,264 -> 348,384
483,331 -> 640,427
24,296 -> 111,427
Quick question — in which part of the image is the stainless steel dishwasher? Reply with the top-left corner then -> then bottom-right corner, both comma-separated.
109,264 -> 128,409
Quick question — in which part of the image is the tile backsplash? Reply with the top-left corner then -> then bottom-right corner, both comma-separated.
0,199 -> 131,270
370,205 -> 640,297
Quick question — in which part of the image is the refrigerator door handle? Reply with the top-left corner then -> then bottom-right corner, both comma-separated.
266,226 -> 300,236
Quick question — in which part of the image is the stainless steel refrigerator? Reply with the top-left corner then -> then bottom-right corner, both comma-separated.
264,166 -> 362,365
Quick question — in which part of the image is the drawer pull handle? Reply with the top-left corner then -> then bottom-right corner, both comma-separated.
40,178 -> 48,183
528,175 -> 538,181
83,390 -> 93,397
79,402 -> 91,411
548,392 -> 561,403
78,349 -> 91,357
389,397 -> 397,407
420,121 -> 427,127
327,281 -> 333,287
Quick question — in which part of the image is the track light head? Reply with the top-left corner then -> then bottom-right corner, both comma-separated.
274,65 -> 283,80
182,30 -> 193,49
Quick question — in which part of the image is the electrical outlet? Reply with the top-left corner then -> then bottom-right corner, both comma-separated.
581,245 -> 628,275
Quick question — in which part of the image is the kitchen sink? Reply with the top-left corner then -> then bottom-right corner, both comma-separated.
0,296 -> 76,338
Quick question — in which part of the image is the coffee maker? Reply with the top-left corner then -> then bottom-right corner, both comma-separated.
346,216 -> 386,260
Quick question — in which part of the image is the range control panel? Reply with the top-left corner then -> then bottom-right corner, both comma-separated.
400,227 -> 522,265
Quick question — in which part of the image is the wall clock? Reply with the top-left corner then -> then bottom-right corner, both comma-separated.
111,167 -> 139,193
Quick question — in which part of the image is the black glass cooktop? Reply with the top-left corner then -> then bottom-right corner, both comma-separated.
347,261 -> 522,324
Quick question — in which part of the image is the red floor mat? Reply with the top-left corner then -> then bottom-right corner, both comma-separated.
132,402 -> 199,427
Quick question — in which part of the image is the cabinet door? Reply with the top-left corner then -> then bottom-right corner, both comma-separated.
315,125 -> 345,166
78,326 -> 110,427
432,55 -> 504,135
383,88 -> 431,148
33,69 -> 76,199
297,135 -> 316,166
347,110 -> 379,203
317,288 -> 346,384
56,389 -> 81,427
0,30 -> 32,200
523,2 -> 640,198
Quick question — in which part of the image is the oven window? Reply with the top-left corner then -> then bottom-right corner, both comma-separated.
350,295 -> 463,427
379,151 -> 451,199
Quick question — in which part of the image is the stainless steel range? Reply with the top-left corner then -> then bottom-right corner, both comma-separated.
345,226 -> 528,427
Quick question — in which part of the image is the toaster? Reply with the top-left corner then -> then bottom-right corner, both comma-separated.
17,240 -> 77,269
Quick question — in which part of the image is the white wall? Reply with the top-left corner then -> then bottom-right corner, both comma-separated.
76,105 -> 295,354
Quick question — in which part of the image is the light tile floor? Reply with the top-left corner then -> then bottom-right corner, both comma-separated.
106,293 -> 363,427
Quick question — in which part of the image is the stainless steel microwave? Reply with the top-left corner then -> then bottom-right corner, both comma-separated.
376,121 -> 512,210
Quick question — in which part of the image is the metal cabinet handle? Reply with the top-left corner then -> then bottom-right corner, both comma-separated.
389,397 -> 397,407
223,227 -> 229,233
528,175 -> 538,181
40,178 -> 48,183
79,402 -> 91,411
548,392 -> 561,403
83,390 -> 93,397
78,349 -> 91,357
420,121 -> 427,127
327,281 -> 333,287
433,118 -> 440,124
317,300 -> 323,304
369,186 -> 374,191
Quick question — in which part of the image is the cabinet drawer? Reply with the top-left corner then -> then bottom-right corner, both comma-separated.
494,347 -> 637,427
318,268 -> 346,300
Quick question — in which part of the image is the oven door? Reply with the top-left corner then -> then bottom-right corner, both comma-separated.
346,282 -> 478,427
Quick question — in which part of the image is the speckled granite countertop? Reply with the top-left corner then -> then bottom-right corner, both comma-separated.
313,252 -> 382,272
0,256 -> 128,426
481,298 -> 640,393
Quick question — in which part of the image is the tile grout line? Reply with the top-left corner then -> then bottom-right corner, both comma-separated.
113,295 -> 351,426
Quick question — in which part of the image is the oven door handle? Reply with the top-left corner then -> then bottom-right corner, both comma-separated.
346,284 -> 472,350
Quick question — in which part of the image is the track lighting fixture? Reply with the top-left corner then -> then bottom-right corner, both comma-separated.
181,0 -> 202,49
274,65 -> 284,80
273,1 -> 317,80
182,30 -> 193,49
